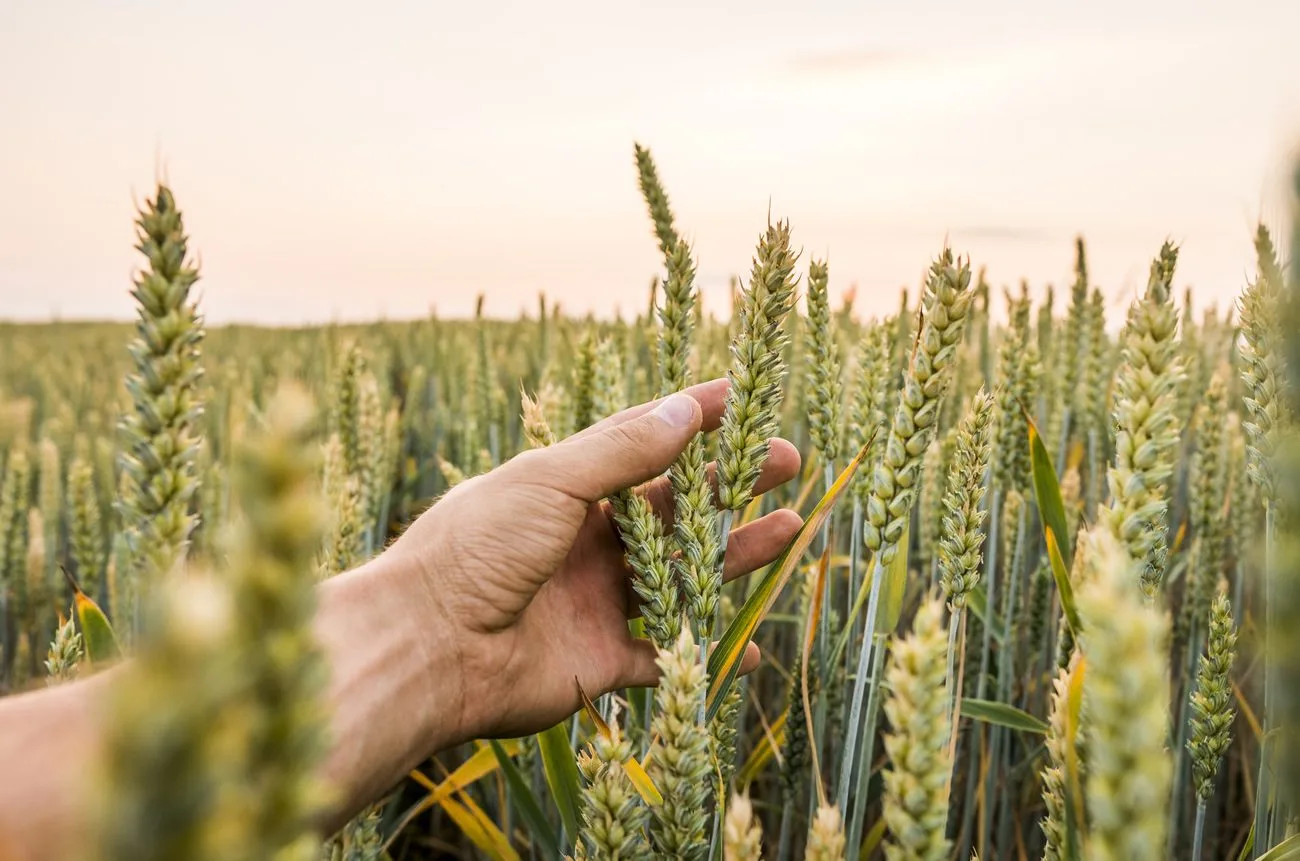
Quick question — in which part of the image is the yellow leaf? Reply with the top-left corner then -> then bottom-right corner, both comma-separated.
441,792 -> 521,861
575,677 -> 611,739
738,708 -> 787,789
405,739 -> 524,817
1233,679 -> 1263,742
622,755 -> 663,807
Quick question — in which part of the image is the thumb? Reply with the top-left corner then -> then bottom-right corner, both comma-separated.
534,392 -> 702,503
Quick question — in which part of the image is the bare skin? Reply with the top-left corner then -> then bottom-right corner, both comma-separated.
0,378 -> 802,861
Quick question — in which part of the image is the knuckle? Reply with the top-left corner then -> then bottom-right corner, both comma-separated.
503,447 -> 564,488
607,417 -> 657,454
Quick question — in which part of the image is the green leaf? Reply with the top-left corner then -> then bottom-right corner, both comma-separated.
858,818 -> 887,861
1238,822 -> 1256,861
960,698 -> 1049,734
63,567 -> 120,666
878,524 -> 910,633
706,442 -> 868,721
827,523 -> 916,672
1027,411 -> 1073,570
1258,832 -> 1300,860
490,739 -> 561,861
1047,529 -> 1082,638
537,722 -> 582,844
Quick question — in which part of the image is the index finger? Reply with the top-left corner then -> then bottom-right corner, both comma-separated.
567,377 -> 731,443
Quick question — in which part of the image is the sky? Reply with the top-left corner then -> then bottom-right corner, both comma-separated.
2,0 -> 1298,325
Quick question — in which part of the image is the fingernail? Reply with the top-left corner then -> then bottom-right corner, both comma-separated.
651,393 -> 696,429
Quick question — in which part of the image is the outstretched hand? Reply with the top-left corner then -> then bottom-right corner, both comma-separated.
388,377 -> 803,742
0,378 -> 805,860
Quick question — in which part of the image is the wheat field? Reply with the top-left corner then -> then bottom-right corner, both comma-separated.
0,145 -> 1297,861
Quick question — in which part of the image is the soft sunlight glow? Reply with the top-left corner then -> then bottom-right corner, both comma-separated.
2,0 -> 1298,324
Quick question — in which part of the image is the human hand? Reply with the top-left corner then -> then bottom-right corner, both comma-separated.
388,377 -> 803,743
0,377 -> 805,853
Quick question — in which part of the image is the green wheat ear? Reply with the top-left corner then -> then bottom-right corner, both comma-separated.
1182,373 -> 1228,636
1239,224 -> 1290,502
1101,242 -> 1183,596
648,630 -> 711,859
660,236 -> 721,639
224,382 -> 332,857
881,596 -> 953,861
805,257 -> 844,466
992,285 -> 1037,494
44,608 -> 84,684
570,330 -> 599,432
117,184 -> 206,630
320,433 -> 364,578
1187,593 -> 1238,800
848,322 -> 893,501
717,220 -> 800,513
804,805 -> 847,861
938,388 -> 996,609
723,792 -> 764,861
1077,527 -> 1172,860
779,655 -> 814,807
659,238 -> 698,395
865,249 -> 974,565
93,575 -> 245,861
0,446 -> 31,645
334,806 -> 383,861
578,711 -> 652,861
67,442 -> 105,601
1039,656 -> 1082,861
633,142 -> 680,261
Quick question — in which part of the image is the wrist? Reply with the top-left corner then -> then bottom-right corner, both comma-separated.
313,549 -> 467,825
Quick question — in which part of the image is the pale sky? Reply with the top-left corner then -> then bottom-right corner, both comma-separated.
2,0 -> 1298,325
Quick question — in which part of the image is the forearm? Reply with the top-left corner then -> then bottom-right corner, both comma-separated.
0,552 -> 461,859
313,551 -> 464,830
0,666 -> 116,860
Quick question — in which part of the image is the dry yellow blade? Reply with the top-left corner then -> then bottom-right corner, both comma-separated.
801,545 -> 832,808
441,792 -> 521,861
1067,438 -> 1085,472
804,551 -> 831,659
1233,679 -> 1263,742
1171,520 -> 1189,554
408,739 -> 523,807
737,708 -> 787,788
575,677 -> 612,738
622,755 -> 663,806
